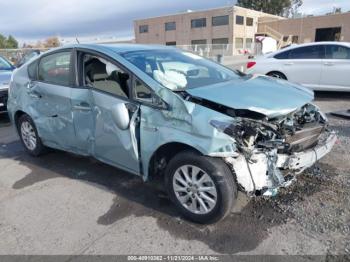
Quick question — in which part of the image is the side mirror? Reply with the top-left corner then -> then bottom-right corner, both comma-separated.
111,103 -> 130,130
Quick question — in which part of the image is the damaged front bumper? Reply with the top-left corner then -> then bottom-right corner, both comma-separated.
225,131 -> 337,197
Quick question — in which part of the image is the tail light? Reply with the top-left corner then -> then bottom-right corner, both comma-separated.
247,61 -> 256,69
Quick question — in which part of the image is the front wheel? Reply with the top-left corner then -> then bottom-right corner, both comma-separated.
17,114 -> 46,156
165,151 -> 237,224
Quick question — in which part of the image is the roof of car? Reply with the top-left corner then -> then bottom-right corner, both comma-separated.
51,43 -> 173,54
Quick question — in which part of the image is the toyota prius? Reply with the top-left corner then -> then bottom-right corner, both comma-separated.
7,44 -> 336,223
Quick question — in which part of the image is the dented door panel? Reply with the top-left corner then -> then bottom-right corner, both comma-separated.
31,81 -> 77,151
92,90 -> 140,175
70,88 -> 95,155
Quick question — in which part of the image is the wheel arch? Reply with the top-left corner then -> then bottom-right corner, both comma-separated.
14,110 -> 28,129
266,71 -> 288,80
147,142 -> 203,182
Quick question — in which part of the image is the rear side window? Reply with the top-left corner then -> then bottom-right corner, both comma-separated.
38,51 -> 72,86
325,45 -> 350,59
274,50 -> 291,59
289,45 -> 325,59
28,60 -> 38,80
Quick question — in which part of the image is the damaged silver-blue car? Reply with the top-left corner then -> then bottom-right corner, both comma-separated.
7,44 -> 336,223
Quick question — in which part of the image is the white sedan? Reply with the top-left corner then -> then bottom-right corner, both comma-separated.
246,42 -> 350,91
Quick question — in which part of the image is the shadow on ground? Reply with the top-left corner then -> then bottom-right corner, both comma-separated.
0,117 -> 338,254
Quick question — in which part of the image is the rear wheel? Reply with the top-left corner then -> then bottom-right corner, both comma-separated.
267,71 -> 287,80
165,151 -> 237,224
17,114 -> 46,156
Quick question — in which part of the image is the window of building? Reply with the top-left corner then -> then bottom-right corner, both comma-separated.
246,38 -> 253,49
212,15 -> 229,26
292,36 -> 299,43
212,38 -> 229,49
165,22 -> 176,31
191,39 -> 207,45
83,55 -> 130,98
38,51 -> 72,86
236,15 -> 244,25
191,18 -> 206,28
235,38 -> 244,49
246,17 -> 253,26
166,42 -> 176,46
325,45 -> 350,59
139,25 -> 148,33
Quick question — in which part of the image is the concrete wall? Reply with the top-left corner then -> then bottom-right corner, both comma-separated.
258,12 -> 350,43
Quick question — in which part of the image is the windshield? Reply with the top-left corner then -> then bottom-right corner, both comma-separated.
121,49 -> 239,90
0,56 -> 13,70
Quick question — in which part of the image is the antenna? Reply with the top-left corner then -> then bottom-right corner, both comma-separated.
76,37 -> 80,44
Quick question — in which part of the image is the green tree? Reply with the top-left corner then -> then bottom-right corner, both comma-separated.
236,0 -> 303,17
0,34 -> 6,48
5,35 -> 18,49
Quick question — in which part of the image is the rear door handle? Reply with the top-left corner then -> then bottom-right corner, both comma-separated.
324,62 -> 335,66
284,62 -> 294,66
26,81 -> 42,98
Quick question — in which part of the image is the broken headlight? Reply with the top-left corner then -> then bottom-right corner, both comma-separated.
210,119 -> 282,150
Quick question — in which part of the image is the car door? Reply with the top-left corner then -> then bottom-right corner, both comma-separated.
29,50 -> 78,151
281,45 -> 324,88
80,52 -> 141,174
319,45 -> 350,91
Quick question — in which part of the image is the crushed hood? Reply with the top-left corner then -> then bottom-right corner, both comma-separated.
186,75 -> 314,118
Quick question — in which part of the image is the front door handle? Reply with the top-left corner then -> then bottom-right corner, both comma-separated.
324,62 -> 335,66
28,91 -> 42,99
73,102 -> 91,111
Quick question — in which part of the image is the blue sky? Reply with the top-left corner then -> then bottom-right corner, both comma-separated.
0,0 -> 349,44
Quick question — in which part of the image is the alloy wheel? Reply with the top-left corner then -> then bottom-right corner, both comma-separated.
21,121 -> 37,151
173,165 -> 218,214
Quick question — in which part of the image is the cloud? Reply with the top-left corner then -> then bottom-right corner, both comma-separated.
0,0 -> 231,41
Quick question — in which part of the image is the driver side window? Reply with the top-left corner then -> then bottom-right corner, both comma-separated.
83,54 -> 130,98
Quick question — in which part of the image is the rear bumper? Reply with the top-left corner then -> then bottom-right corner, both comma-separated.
225,131 -> 337,196
0,88 -> 8,113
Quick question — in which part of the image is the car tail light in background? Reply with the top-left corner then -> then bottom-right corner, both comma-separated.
247,61 -> 256,69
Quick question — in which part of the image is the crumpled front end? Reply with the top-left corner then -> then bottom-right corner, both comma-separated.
211,103 -> 337,196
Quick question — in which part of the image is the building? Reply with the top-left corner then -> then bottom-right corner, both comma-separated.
257,12 -> 350,44
134,6 -> 282,55
134,6 -> 350,56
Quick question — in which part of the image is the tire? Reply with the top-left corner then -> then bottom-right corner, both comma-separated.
267,71 -> 287,80
17,114 -> 46,156
165,151 -> 237,224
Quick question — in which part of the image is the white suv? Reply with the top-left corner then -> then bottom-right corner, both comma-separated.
246,42 -> 350,91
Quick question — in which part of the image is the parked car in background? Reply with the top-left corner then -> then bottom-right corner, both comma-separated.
7,44 -> 336,223
0,55 -> 16,114
246,42 -> 350,91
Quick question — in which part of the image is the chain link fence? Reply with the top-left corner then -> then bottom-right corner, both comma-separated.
0,48 -> 49,65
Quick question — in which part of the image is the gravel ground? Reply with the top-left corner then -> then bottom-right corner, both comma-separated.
0,92 -> 349,256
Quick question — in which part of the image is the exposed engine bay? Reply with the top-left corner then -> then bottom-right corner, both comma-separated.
184,92 -> 337,196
